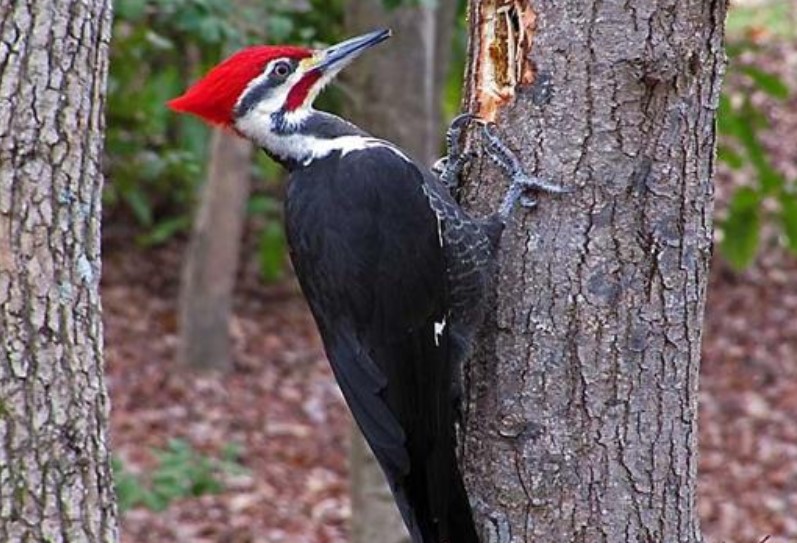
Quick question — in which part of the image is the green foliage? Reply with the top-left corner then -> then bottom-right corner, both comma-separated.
105,0 -> 344,246
113,440 -> 246,513
107,0 -> 243,242
113,457 -> 151,513
257,221 -> 287,282
726,0 -> 796,40
739,65 -> 790,99
248,188 -> 287,283
716,42 -> 794,270
720,188 -> 761,270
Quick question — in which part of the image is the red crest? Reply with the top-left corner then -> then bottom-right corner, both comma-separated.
168,46 -> 312,126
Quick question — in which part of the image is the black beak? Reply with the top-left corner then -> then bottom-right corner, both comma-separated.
314,29 -> 392,73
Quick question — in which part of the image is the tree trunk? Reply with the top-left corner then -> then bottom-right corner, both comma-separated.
460,1 -> 727,541
344,2 -> 457,541
178,130 -> 252,370
0,1 -> 118,541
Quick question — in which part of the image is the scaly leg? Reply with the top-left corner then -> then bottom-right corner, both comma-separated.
432,113 -> 479,192
481,123 -> 570,223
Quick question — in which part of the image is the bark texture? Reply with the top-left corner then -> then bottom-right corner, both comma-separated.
178,130 -> 252,370
0,1 -> 117,541
460,1 -> 727,542
344,3 -> 457,542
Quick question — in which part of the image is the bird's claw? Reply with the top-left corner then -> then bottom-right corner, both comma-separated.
481,123 -> 570,222
431,156 -> 448,177
481,122 -> 523,177
435,113 -> 483,193
514,173 -> 572,196
446,113 -> 476,153
519,195 -> 538,209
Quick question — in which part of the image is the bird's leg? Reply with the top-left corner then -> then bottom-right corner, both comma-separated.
481,123 -> 570,223
432,113 -> 479,193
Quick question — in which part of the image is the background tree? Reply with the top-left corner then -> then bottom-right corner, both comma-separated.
178,130 -> 252,370
0,1 -> 118,541
173,0 -> 343,371
343,1 -> 459,540
458,1 -> 727,541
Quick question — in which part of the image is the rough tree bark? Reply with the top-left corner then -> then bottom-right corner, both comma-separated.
343,2 -> 457,541
0,1 -> 118,541
178,130 -> 252,370
459,1 -> 727,541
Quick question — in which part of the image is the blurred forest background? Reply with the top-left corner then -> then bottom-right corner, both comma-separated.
102,0 -> 797,541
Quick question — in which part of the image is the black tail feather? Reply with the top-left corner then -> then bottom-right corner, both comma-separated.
391,443 -> 479,543
445,458 -> 479,543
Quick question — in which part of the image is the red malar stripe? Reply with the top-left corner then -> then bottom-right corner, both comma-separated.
285,71 -> 322,111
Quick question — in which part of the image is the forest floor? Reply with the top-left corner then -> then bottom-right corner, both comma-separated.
104,234 -> 797,543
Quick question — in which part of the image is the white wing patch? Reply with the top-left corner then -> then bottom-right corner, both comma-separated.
421,185 -> 445,248
433,317 -> 447,347
434,214 -> 444,248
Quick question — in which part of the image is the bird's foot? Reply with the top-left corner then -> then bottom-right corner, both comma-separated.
481,123 -> 570,223
433,113 -> 481,193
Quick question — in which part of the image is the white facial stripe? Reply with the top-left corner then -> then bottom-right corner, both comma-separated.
237,53 -> 334,116
255,57 -> 298,83
236,62 -> 301,116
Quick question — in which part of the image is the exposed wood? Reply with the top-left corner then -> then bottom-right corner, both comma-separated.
0,1 -> 118,540
461,0 -> 728,541
468,0 -> 538,122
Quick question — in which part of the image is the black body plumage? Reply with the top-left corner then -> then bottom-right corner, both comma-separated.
279,113 -> 496,543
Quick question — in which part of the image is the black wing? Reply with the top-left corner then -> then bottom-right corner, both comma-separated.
284,146 -> 462,541
421,173 -> 503,365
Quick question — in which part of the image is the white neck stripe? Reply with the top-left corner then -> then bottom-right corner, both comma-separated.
294,135 -> 412,166
234,103 -> 413,166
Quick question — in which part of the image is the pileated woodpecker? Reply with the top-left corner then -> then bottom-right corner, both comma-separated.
169,29 -> 566,543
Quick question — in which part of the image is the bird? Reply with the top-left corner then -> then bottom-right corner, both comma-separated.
169,28 -> 567,543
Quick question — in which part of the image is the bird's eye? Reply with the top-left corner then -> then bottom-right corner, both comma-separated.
273,61 -> 291,78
